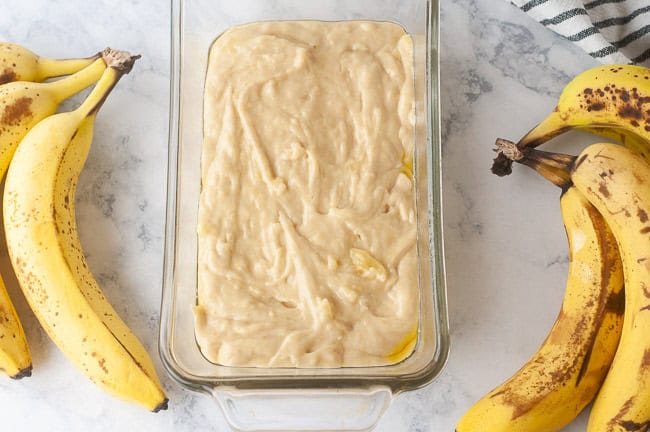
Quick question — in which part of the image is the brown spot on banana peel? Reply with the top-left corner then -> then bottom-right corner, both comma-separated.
590,102 -> 606,111
608,397 -> 650,431
605,286 -> 626,314
596,200 -> 632,218
609,398 -> 636,430
634,171 -> 647,185
642,348 -> 650,369
620,105 -> 644,121
639,284 -> 650,311
642,283 -> 650,300
1,96 -> 32,126
598,181 -> 611,198
0,68 -> 16,85
575,153 -> 589,170
639,282 -> 650,312
593,149 -> 617,161
619,420 -> 650,431
639,208 -> 649,223
97,357 -> 108,374
620,89 -> 631,103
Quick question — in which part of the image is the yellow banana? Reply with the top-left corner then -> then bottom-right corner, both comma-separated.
52,78 -> 160,383
497,140 -> 650,429
0,52 -> 106,380
0,42 -> 99,84
516,64 -> 650,155
4,49 -> 167,411
564,143 -> 650,431
456,186 -> 624,432
0,276 -> 30,379
0,57 -> 106,180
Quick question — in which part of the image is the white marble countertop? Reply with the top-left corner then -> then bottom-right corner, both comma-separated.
0,0 -> 601,430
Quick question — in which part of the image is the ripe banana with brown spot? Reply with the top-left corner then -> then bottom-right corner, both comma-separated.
518,65 -> 650,153
0,42 -> 99,84
565,143 -> 650,432
4,49 -> 167,411
497,140 -> 650,430
455,185 -> 624,432
492,65 -> 650,175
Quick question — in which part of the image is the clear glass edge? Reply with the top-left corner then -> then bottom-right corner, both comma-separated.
159,0 -> 449,396
213,387 -> 393,432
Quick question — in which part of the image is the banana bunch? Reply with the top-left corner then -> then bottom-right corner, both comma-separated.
0,44 -> 106,379
0,42 -> 99,84
0,42 -> 168,411
457,64 -> 650,431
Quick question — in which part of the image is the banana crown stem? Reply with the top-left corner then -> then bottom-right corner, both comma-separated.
47,58 -> 107,103
74,49 -> 140,120
516,111 -> 569,150
493,138 -> 576,189
36,54 -> 101,81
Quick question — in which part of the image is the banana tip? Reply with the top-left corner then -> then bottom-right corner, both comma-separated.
491,152 -> 513,176
11,365 -> 32,380
152,398 -> 169,413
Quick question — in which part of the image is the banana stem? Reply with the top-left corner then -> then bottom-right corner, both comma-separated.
74,48 -> 140,119
36,53 -> 101,81
47,58 -> 107,103
522,159 -> 573,189
493,138 -> 575,189
495,138 -> 576,170
517,111 -> 570,149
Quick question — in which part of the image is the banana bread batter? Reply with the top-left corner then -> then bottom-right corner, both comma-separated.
195,20 -> 417,367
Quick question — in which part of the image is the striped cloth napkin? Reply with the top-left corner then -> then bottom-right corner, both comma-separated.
511,0 -> 650,67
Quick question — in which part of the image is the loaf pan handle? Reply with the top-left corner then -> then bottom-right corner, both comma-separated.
212,386 -> 392,431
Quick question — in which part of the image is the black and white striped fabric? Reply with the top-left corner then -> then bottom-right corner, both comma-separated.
511,0 -> 650,67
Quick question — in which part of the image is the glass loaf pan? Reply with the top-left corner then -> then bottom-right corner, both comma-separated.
160,0 -> 448,430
